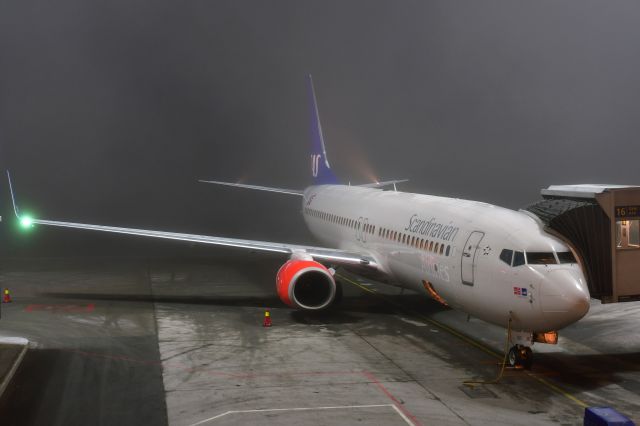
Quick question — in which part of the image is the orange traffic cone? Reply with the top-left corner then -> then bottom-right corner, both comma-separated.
263,310 -> 272,327
3,288 -> 12,303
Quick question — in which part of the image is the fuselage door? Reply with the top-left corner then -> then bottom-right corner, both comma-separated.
461,231 -> 485,285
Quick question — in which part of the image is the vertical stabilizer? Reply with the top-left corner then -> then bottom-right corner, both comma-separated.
308,75 -> 339,185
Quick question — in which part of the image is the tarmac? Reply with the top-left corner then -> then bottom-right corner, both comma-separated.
0,254 -> 638,425
0,338 -> 29,401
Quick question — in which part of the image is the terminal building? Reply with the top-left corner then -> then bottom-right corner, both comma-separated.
526,185 -> 640,303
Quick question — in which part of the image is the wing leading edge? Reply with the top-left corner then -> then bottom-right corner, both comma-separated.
7,172 -> 377,270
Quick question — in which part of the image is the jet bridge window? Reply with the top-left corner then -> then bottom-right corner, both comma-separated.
499,249 -> 513,265
526,252 -> 558,265
616,219 -> 640,249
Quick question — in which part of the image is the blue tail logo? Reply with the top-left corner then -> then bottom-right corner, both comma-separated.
308,75 -> 339,185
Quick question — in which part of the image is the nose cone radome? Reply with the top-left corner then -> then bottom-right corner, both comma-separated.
540,269 -> 590,329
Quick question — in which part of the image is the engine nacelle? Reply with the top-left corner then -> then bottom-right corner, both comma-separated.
276,259 -> 336,310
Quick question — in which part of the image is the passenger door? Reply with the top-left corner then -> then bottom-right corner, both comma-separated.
461,231 -> 485,285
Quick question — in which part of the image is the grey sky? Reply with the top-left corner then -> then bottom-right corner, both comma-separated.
1,1 -> 639,254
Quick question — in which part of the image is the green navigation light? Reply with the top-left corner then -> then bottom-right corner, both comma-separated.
20,215 -> 34,228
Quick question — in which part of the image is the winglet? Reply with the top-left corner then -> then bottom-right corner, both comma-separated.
6,170 -> 21,218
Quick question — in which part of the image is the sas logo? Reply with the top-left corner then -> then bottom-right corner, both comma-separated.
513,287 -> 528,297
311,154 -> 321,177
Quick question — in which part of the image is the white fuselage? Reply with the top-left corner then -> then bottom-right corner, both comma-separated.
302,185 -> 590,332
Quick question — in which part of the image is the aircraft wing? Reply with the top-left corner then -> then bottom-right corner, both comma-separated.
8,173 -> 378,270
24,218 -> 378,267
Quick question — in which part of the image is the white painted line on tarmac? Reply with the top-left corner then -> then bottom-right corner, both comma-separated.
188,403 -> 411,426
391,403 -> 416,425
398,317 -> 427,327
0,338 -> 29,400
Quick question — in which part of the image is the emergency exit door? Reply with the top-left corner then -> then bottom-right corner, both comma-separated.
461,231 -> 484,285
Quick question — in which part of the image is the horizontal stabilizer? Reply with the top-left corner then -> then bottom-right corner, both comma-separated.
357,179 -> 409,189
198,179 -> 304,196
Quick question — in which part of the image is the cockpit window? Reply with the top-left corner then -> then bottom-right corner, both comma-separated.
499,249 -> 513,265
526,252 -> 557,265
557,251 -> 577,264
513,251 -> 525,267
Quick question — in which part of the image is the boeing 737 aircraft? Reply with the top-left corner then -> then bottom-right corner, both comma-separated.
8,76 -> 591,369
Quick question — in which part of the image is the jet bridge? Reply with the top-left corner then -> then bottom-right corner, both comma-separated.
525,184 -> 640,303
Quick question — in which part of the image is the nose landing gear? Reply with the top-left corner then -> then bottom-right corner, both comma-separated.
508,344 -> 533,370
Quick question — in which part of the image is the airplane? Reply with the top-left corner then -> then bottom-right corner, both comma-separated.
7,75 -> 591,369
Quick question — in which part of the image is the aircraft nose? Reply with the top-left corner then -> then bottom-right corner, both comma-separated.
540,269 -> 590,327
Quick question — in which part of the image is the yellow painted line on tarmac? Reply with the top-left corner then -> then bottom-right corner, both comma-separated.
528,374 -> 588,408
337,273 -> 589,409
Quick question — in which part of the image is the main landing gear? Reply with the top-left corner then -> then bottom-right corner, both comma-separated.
507,344 -> 533,370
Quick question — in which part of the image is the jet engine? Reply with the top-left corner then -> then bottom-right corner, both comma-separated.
276,259 -> 336,310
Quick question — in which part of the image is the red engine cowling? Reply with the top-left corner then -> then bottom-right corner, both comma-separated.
276,259 -> 336,310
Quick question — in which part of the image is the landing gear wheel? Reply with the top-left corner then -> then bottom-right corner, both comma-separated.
508,346 -> 518,367
507,345 -> 533,369
520,346 -> 533,370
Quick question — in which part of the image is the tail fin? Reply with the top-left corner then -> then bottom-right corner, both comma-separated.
308,75 -> 339,185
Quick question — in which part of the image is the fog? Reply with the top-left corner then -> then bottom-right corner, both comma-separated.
1,1 -> 639,255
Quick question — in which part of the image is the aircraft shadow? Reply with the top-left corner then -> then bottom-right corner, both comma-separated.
535,351 -> 640,392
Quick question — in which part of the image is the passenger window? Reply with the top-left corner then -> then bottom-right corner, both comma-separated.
499,249 -> 513,266
445,245 -> 450,256
513,251 -> 525,267
439,244 -> 444,254
429,241 -> 434,251
434,242 -> 440,253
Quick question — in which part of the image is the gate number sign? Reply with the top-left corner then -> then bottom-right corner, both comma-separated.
615,205 -> 640,219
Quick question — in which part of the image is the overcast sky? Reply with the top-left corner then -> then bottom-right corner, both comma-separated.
1,1 -> 639,255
